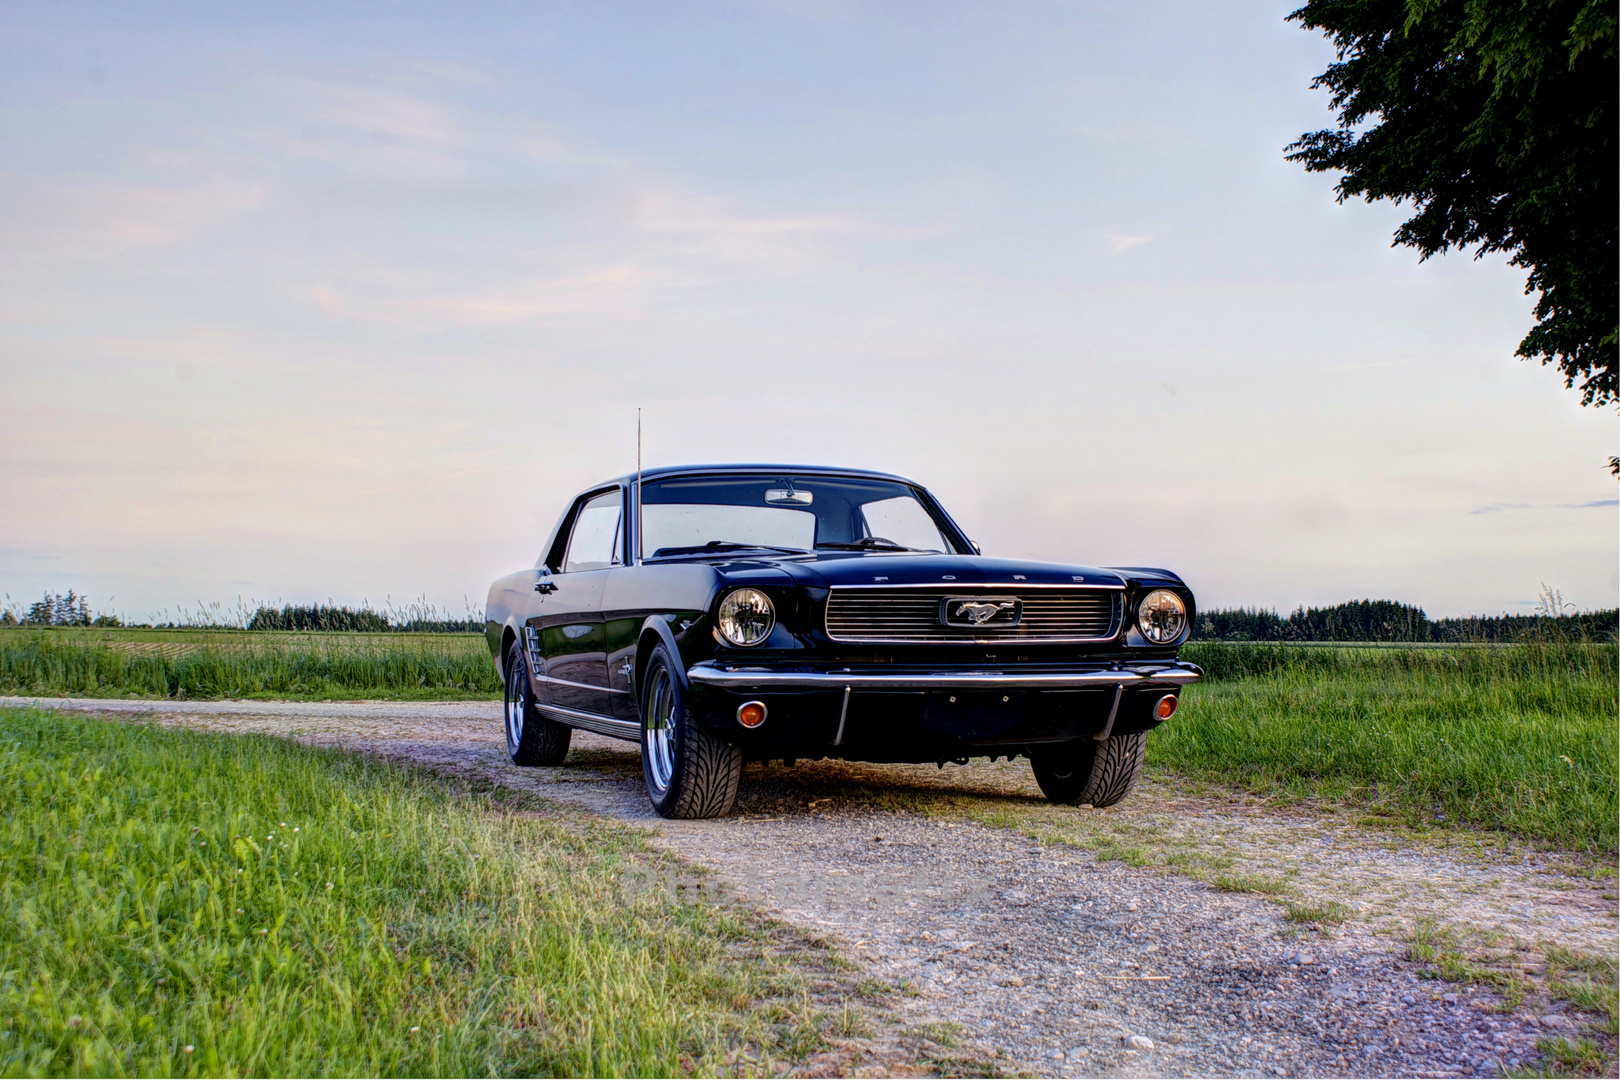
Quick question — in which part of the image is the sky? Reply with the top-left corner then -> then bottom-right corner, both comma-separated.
1,1 -> 1615,622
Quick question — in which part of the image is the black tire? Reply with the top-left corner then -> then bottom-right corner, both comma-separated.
504,642 -> 571,766
639,643 -> 742,819
1029,732 -> 1145,808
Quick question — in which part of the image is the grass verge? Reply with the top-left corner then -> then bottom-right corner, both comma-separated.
1165,642 -> 1617,853
0,707 -> 897,1076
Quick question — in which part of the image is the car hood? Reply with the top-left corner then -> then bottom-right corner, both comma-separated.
715,552 -> 1179,590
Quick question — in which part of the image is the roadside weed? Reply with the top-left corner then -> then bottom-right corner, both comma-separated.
1212,873 -> 1293,895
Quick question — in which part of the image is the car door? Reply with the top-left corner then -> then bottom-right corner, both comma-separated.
534,488 -> 621,716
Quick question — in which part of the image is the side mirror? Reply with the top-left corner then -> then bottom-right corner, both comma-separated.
971,541 -> 982,555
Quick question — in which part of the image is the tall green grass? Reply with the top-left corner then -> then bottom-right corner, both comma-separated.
1165,642 -> 1618,853
0,631 -> 498,700
0,707 -> 853,1076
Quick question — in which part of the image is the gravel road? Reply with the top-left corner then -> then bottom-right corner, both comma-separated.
9,696 -> 1614,1078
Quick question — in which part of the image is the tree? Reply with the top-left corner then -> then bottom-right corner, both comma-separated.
1286,0 -> 1616,415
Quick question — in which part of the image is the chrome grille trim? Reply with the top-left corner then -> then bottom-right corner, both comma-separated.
824,587 -> 1121,643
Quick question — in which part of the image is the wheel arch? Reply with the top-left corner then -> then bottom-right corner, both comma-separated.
498,623 -> 520,681
634,617 -> 685,715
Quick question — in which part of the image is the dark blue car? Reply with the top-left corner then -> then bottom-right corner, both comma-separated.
486,464 -> 1200,818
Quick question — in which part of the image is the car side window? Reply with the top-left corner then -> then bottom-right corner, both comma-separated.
563,490 -> 623,572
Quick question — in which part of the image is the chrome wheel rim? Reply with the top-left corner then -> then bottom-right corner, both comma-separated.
505,658 -> 525,751
645,667 -> 676,794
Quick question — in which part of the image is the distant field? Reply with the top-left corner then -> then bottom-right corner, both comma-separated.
0,627 -> 498,700
4,629 -> 1613,853
0,706 -> 866,1076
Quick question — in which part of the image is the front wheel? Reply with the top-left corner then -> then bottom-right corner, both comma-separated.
1029,732 -> 1145,808
640,644 -> 742,819
504,642 -> 571,766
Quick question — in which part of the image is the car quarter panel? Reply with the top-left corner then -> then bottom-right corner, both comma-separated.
485,569 -> 543,679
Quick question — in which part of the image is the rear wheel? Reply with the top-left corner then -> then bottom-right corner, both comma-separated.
640,643 -> 742,819
1030,732 -> 1145,808
504,642 -> 571,766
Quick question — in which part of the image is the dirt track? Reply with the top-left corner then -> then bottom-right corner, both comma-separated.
8,696 -> 1614,1078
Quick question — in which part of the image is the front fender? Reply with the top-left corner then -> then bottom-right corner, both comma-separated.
633,615 -> 687,717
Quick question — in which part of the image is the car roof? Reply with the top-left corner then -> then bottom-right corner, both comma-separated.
594,463 -> 918,488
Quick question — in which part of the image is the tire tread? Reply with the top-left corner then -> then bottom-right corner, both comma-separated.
1030,732 -> 1145,808
641,645 -> 742,819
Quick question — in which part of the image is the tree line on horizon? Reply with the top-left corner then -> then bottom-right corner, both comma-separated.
1194,597 -> 1618,643
1,593 -> 484,634
5,589 -> 1615,643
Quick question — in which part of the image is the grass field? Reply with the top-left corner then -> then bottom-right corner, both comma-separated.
0,706 -> 891,1077
2,628 -> 1614,854
1170,641 -> 1617,854
0,628 -> 498,700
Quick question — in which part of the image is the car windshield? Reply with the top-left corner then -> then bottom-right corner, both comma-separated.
639,474 -> 958,558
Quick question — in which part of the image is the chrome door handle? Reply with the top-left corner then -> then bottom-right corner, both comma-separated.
534,580 -> 557,594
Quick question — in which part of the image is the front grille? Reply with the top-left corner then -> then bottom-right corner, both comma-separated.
824,588 -> 1121,643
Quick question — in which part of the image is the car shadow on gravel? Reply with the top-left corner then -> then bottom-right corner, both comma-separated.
560,743 -> 1051,817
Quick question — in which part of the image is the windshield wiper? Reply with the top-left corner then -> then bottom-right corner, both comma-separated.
649,540 -> 808,558
815,537 -> 918,552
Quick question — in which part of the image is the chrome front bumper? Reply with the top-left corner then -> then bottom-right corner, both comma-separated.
686,660 -> 1201,691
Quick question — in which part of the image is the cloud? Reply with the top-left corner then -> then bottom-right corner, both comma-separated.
1107,233 -> 1151,254
266,77 -> 460,146
308,264 -> 651,327
0,180 -> 267,258
1470,499 -> 1617,515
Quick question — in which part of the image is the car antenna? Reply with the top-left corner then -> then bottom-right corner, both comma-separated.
635,407 -> 643,565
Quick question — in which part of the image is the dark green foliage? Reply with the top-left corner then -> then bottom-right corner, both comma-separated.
1287,0 -> 1617,405
1195,607 -> 1288,641
247,603 -> 391,632
22,590 -> 91,627
182,602 -> 480,633
1194,601 -> 1617,642
1429,610 -> 1620,642
1289,599 -> 1429,641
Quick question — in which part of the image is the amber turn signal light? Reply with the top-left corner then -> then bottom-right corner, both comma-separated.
1154,694 -> 1178,721
737,701 -> 768,728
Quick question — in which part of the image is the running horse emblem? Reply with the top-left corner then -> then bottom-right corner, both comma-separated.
952,600 -> 1017,625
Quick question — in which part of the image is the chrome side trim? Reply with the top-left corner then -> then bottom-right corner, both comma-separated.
535,701 -> 642,742
531,672 -> 629,695
687,664 -> 1201,690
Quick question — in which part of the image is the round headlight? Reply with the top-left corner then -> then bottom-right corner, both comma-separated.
717,588 -> 775,647
1137,589 -> 1187,644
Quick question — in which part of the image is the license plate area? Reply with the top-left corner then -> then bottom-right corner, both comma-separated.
923,690 -> 1028,738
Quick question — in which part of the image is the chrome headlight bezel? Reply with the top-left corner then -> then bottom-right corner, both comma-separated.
716,588 -> 776,647
1136,589 -> 1188,645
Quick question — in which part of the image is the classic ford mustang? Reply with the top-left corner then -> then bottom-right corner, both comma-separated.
485,464 -> 1200,818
